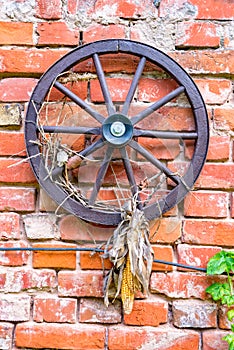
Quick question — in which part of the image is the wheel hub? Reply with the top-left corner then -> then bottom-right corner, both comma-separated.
102,114 -> 133,147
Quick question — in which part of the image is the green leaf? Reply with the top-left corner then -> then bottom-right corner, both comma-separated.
207,251 -> 234,275
223,334 -> 234,349
228,310 -> 234,322
231,324 -> 234,333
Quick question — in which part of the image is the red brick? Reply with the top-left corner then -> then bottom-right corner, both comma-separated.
171,50 -> 234,75
16,322 -> 105,349
186,135 -> 230,161
203,330 -> 230,350
0,295 -> 30,322
190,0 -> 234,20
173,300 -> 217,328
0,78 -> 37,102
33,297 -> 77,323
83,24 -> 125,43
80,250 -> 113,270
213,107 -> 234,131
37,22 -> 79,46
67,0 -> 78,14
176,22 -> 220,48
183,220 -> 234,246
149,218 -> 181,244
60,215 -> 114,242
79,298 -> 121,324
184,191 -> 229,218
124,297 -> 168,326
219,305 -> 234,330
108,325 -> 200,350
139,138 -> 180,160
194,79 -> 232,105
177,244 -> 221,270
92,0 -> 157,18
0,22 -> 33,45
90,78 -> 132,103
0,187 -> 35,212
0,323 -> 14,350
152,245 -> 174,272
0,159 -> 36,184
58,270 -> 103,297
0,132 -> 26,156
0,48 -> 68,74
49,81 -> 88,101
138,78 -> 178,102
0,241 -> 29,266
195,164 -> 234,190
4,269 -> 57,293
32,243 -> 77,269
150,272 -> 223,299
0,213 -> 20,240
36,0 -> 62,19
232,193 -> 234,218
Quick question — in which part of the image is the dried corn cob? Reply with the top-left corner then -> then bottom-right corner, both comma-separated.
121,253 -> 135,314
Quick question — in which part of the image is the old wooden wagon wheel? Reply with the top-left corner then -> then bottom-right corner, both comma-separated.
25,39 -> 209,226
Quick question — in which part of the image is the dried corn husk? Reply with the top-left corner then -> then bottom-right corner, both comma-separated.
103,201 -> 153,314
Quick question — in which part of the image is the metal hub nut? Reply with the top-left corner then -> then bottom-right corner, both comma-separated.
110,121 -> 126,137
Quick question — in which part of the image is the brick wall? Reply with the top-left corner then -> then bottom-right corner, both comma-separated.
0,0 -> 233,349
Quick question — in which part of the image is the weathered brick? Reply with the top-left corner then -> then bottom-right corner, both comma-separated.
0,159 -> 36,184
195,164 -> 234,190
149,218 -> 181,244
23,214 -> 58,240
35,0 -> 62,19
183,220 -> 234,246
33,296 -> 77,323
0,187 -> 35,212
171,50 -> 234,75
176,22 -> 220,48
186,135 -> 230,161
194,78 -> 232,105
80,250 -> 112,270
0,132 -> 26,156
190,0 -> 234,20
83,24 -> 125,43
0,213 -> 20,240
138,138 -> 180,160
37,22 -> 79,46
150,272 -> 223,300
49,81 -> 88,101
0,323 -> 14,350
152,245 -> 174,272
213,107 -> 234,131
177,244 -> 221,270
0,22 -> 33,45
184,191 -> 229,218
4,268 -> 57,293
231,193 -> 234,218
0,241 -> 29,266
219,305 -> 234,330
172,300 -> 217,328
90,78 -> 132,103
0,103 -> 21,126
124,297 -> 168,326
58,270 -> 103,297
60,215 -> 113,242
0,48 -> 68,74
32,243 -> 76,269
203,330 -> 230,350
138,78 -> 178,102
0,295 -> 30,322
79,298 -> 121,324
15,322 -> 105,349
108,325 -> 200,350
0,78 -> 37,102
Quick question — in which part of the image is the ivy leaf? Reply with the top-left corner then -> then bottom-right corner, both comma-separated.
206,282 -> 230,303
228,310 -> 234,322
207,251 -> 234,275
223,334 -> 234,350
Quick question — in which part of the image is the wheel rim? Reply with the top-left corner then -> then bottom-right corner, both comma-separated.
25,39 -> 209,225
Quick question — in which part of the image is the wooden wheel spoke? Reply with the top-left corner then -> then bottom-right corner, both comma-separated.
41,125 -> 101,135
133,129 -> 198,139
129,140 -> 181,185
89,146 -> 114,206
54,81 -> 105,124
93,53 -> 116,116
121,56 -> 146,116
131,86 -> 185,126
80,138 -> 105,158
